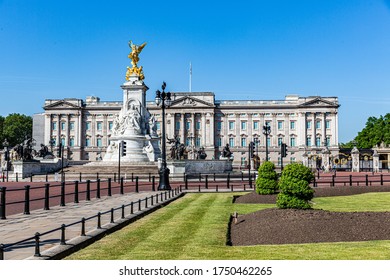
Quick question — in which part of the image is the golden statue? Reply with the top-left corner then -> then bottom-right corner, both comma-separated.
126,41 -> 147,81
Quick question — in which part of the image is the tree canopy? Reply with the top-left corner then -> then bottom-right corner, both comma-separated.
340,113 -> 390,149
0,113 -> 32,148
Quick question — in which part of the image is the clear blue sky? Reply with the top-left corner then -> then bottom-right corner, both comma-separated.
1,0 -> 390,143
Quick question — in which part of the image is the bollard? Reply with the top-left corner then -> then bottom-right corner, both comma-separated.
44,183 -> 50,210
151,195 -> 154,206
60,224 -> 66,245
131,173 -> 134,182
120,177 -> 124,194
145,197 -> 148,208
0,187 -> 6,219
381,174 -> 383,185
135,177 -> 139,193
114,172 -> 116,183
121,205 -> 125,219
79,172 -> 82,182
81,218 -> 86,236
110,208 -> 114,223
97,212 -> 102,229
227,173 -> 230,189
185,175 -> 188,190
96,179 -> 101,199
205,175 -> 208,189
349,175 -> 352,186
231,184 -> 234,192
73,181 -> 79,203
16,172 -> 18,182
244,184 -> 246,191
366,174 -> 369,186
138,199 -> 141,211
34,232 -> 41,257
24,185 -> 31,215
60,181 -> 65,206
332,175 -> 335,187
152,176 -> 155,191
216,184 -> 219,192
0,244 -> 4,260
108,178 -> 112,196
86,180 -> 91,201
198,184 -> 201,192
156,193 -> 159,204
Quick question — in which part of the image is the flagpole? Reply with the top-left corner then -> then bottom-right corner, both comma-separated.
189,62 -> 192,92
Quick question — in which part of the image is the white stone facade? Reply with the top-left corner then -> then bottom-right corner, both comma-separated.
37,93 -> 339,167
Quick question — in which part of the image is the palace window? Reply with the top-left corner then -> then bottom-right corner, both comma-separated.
217,137 -> 222,147
326,136 -> 331,146
175,121 -> 180,130
61,137 -> 65,146
85,138 -> 91,147
229,121 -> 235,130
277,121 -> 283,130
290,121 -> 295,130
52,122 -> 57,130
326,120 -> 331,129
69,138 -> 75,147
241,137 -> 247,147
316,137 -> 321,147
216,121 -> 222,130
306,137 -> 312,147
278,137 -> 283,146
97,138 -> 102,147
61,122 -> 66,131
241,121 -> 247,130
186,121 -> 191,130
307,121 -> 312,129
316,121 -> 321,129
97,122 -> 103,131
229,137 -> 234,147
196,121 -> 201,130
108,121 -> 113,131
253,121 -> 259,130
290,137 -> 296,147
86,122 -> 91,130
69,122 -> 75,131
195,137 -> 201,147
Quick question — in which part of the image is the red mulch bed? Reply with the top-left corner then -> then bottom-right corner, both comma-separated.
231,186 -> 390,245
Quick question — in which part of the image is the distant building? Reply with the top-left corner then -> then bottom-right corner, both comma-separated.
35,92 -> 339,167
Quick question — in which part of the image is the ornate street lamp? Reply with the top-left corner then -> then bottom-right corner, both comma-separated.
2,139 -> 10,182
155,82 -> 172,190
262,124 -> 271,162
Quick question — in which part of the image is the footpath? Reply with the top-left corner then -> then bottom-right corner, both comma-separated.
0,190 -> 179,260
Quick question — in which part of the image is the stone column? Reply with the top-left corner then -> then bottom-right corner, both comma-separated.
180,113 -> 185,143
91,114 -> 96,148
259,113 -> 265,146
373,150 -> 380,172
323,112 -> 327,145
297,112 -> 306,147
202,113 -> 206,147
351,146 -> 360,172
248,113 -> 253,141
235,113 -> 240,147
57,114 -> 61,145
103,114 -> 108,146
271,113 -> 277,146
77,113 -> 82,147
66,114 -> 71,146
209,112 -> 215,147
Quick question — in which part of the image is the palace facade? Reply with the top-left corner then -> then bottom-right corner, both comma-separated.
33,92 -> 340,167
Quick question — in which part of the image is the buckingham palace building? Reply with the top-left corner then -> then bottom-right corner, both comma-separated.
33,92 -> 340,168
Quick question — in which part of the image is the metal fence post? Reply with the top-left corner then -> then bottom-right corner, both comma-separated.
108,178 -> 112,196
34,232 -> 41,257
185,174 -> 188,190
44,183 -> 50,210
205,175 -> 208,189
74,181 -> 79,203
86,180 -> 91,201
227,173 -> 230,189
60,181 -> 65,206
152,176 -> 155,191
349,175 -> 352,186
381,174 -> 383,185
135,176 -> 139,193
60,224 -> 66,245
24,185 -> 31,215
0,187 -> 6,219
81,218 -> 86,236
96,179 -> 101,199
120,177 -> 124,194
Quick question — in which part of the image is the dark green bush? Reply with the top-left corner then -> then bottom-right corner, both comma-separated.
276,163 -> 314,209
256,161 -> 278,195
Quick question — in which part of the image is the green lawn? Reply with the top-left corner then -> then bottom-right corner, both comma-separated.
66,192 -> 390,260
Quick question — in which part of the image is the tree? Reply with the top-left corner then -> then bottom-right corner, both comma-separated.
0,115 -> 4,147
2,114 -> 32,147
341,113 -> 390,148
255,161 -> 279,195
276,163 -> 314,209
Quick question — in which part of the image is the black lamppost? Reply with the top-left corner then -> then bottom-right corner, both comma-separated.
263,124 -> 271,162
3,139 -> 9,182
155,82 -> 172,190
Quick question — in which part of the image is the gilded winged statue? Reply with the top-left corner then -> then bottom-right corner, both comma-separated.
128,41 -> 147,68
126,41 -> 147,81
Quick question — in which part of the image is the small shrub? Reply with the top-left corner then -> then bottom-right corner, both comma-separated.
256,161 -> 278,195
276,163 -> 314,209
